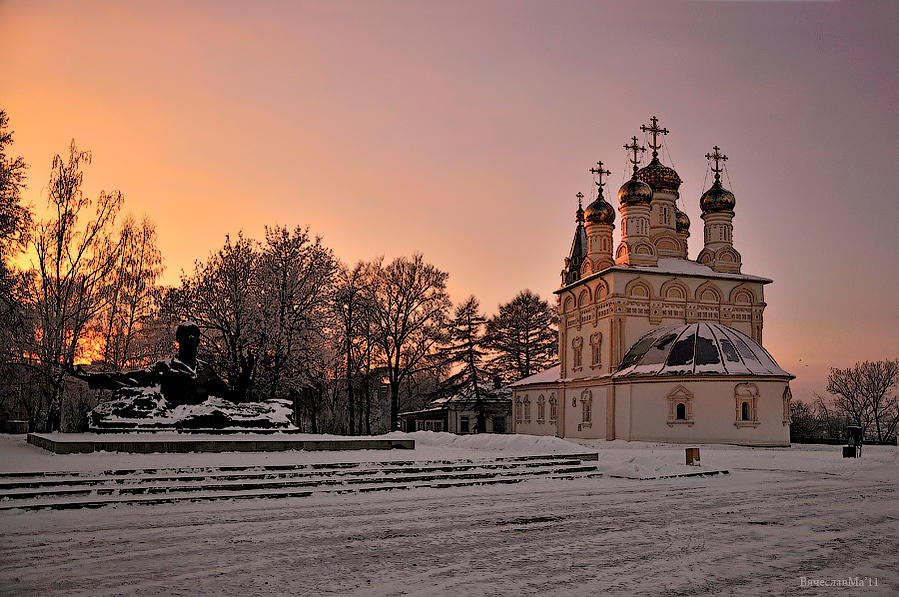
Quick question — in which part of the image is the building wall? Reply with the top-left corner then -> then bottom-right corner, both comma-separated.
622,378 -> 790,445
558,269 -> 767,383
512,385 -> 559,436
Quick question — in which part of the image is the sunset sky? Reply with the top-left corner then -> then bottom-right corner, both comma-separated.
2,0 -> 897,403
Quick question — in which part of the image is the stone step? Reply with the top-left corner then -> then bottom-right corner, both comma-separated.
0,469 -> 601,511
0,458 -> 590,492
0,463 -> 599,502
0,455 -> 600,511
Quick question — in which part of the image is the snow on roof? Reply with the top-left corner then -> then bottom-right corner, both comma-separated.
509,364 -> 561,387
558,258 -> 771,293
613,322 -> 792,379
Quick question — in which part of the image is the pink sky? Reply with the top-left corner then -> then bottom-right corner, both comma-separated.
2,0 -> 897,404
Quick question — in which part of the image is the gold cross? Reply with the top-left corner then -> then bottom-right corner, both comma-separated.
705,146 -> 728,182
624,136 -> 646,174
589,161 -> 611,190
640,116 -> 669,159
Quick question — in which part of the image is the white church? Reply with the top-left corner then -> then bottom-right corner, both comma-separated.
511,117 -> 793,446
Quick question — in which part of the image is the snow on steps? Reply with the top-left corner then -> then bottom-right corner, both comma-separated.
0,453 -> 601,511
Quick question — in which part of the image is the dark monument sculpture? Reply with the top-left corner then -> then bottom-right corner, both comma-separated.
69,322 -> 294,431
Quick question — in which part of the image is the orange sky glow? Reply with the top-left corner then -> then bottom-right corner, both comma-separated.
2,0 -> 898,404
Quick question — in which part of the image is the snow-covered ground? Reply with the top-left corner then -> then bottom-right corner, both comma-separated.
0,432 -> 896,596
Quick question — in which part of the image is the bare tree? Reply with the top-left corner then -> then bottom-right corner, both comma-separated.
162,233 -> 258,401
368,254 -> 451,431
26,141 -> 124,430
334,260 -> 377,435
825,360 -> 899,443
486,289 -> 558,383
255,225 -> 338,403
95,215 -> 166,370
0,109 -> 33,425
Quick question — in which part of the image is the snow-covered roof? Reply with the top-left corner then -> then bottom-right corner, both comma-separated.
613,322 -> 792,379
558,258 -> 771,293
509,364 -> 561,387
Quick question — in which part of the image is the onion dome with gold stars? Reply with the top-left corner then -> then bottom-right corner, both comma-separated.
700,146 -> 736,214
585,161 -> 616,224
618,136 -> 653,206
676,208 -> 690,233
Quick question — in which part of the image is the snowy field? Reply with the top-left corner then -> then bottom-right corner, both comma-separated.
0,432 -> 896,596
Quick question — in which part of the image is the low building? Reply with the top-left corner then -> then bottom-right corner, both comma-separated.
399,385 -> 512,434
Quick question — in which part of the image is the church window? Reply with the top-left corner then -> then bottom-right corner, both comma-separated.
572,336 -> 583,371
734,383 -> 760,428
515,398 -> 522,423
537,395 -> 546,422
783,386 -> 792,426
581,389 -> 592,423
523,397 -> 531,423
667,385 -> 694,426
589,333 -> 602,369
549,395 -> 558,424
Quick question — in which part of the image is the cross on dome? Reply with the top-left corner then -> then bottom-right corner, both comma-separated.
640,116 -> 669,160
624,136 -> 646,175
705,145 -> 728,183
589,161 -> 611,194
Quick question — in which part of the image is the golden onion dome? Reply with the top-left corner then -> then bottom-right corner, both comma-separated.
635,157 -> 682,194
700,179 -> 736,214
618,177 -> 653,206
585,193 -> 615,225
675,208 -> 690,233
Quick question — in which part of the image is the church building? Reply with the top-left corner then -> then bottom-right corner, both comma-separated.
511,117 -> 793,446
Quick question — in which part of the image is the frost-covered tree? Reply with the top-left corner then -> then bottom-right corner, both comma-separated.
0,109 -> 33,427
162,233 -> 259,401
368,254 -> 451,430
27,141 -> 125,430
254,225 -> 338,404
95,215 -> 166,370
486,289 -> 557,383
334,260 -> 378,435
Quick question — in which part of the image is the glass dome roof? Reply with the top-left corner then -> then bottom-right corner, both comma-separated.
613,323 -> 790,378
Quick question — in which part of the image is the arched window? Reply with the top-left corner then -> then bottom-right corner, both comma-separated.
549,396 -> 558,424
667,385 -> 694,427
523,397 -> 531,422
514,398 -> 522,422
572,336 -> 584,371
537,395 -> 546,422
734,383 -> 760,428
580,389 -> 592,424
589,332 -> 602,369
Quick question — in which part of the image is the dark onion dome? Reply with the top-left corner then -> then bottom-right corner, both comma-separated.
675,208 -> 690,233
635,157 -> 682,194
700,179 -> 736,214
618,176 -> 653,206
585,192 -> 616,225
613,322 -> 792,378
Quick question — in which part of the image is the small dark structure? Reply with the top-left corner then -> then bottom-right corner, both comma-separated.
842,425 -> 863,458
399,384 -> 512,434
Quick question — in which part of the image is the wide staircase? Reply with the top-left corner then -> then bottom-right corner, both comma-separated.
0,453 -> 600,511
